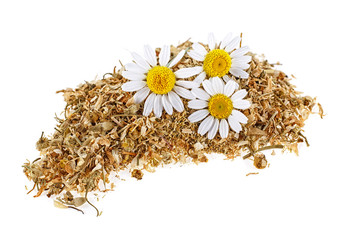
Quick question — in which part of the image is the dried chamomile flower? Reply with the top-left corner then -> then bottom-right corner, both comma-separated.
121,45 -> 199,118
188,77 -> 250,139
176,32 -> 251,84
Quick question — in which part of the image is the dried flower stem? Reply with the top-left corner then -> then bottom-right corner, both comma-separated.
243,145 -> 284,159
85,181 -> 100,217
27,182 -> 37,195
298,132 -> 310,147
68,206 -> 84,214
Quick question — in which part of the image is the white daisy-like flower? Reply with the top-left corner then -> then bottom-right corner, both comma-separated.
188,77 -> 251,139
121,45 -> 199,118
176,33 -> 251,84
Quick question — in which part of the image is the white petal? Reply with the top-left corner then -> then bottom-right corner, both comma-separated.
202,79 -> 215,96
188,99 -> 208,109
198,115 -> 214,135
125,63 -> 147,74
162,94 -> 173,115
233,80 -> 239,90
175,67 -> 203,78
173,86 -> 195,100
211,77 -> 224,94
225,36 -> 241,52
131,52 -> 151,70
191,87 -> 210,101
231,110 -> 248,124
240,71 -> 249,79
193,72 -> 206,84
143,45 -> 157,67
153,94 -> 163,118
228,115 -> 242,133
176,80 -> 199,89
235,55 -> 252,63
233,62 -> 250,70
168,49 -> 185,68
222,75 -> 231,82
143,93 -> 156,116
230,46 -> 250,58
192,42 -> 208,56
233,100 -> 251,110
223,75 -> 239,89
208,32 -> 216,50
223,80 -> 237,97
159,45 -> 170,66
168,91 -> 184,112
233,55 -> 252,69
219,119 -> 229,138
188,50 -> 205,61
229,68 -> 241,78
207,118 -> 219,139
230,67 -> 249,79
188,109 -> 209,123
220,32 -> 233,49
121,81 -> 146,92
231,89 -> 248,101
122,71 -> 146,81
133,87 -> 150,104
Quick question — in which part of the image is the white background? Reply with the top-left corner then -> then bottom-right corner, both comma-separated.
1,0 -> 349,239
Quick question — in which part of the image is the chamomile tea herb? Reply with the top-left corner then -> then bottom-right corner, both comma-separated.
23,35 -> 322,215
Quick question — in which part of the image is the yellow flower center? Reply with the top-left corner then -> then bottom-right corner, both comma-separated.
208,94 -> 233,119
203,49 -> 232,77
146,66 -> 176,95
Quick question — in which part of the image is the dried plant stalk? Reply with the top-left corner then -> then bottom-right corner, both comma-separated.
23,40 -> 322,208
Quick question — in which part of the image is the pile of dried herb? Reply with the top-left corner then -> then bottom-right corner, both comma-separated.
23,39 -> 322,215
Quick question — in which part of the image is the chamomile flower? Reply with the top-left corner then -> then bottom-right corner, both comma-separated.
188,77 -> 251,139
176,33 -> 251,84
122,45 -> 199,118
